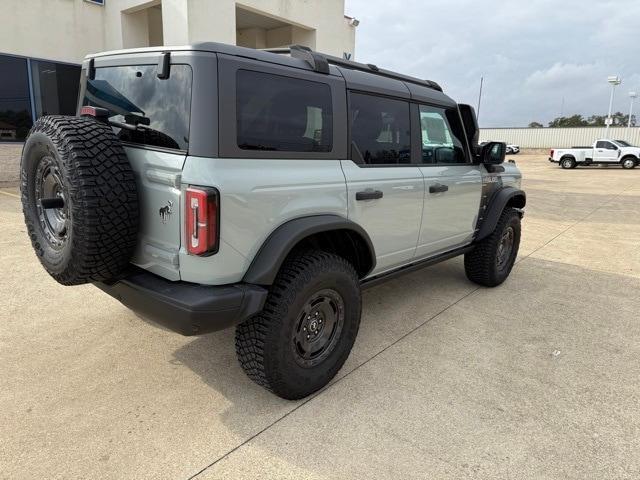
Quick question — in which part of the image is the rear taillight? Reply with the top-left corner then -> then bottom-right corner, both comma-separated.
550,149 -> 554,157
186,187 -> 219,256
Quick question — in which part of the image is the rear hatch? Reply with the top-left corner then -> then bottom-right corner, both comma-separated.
80,61 -> 193,281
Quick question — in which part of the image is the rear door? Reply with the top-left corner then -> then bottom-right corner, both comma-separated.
593,140 -> 619,163
81,58 -> 193,281
341,92 -> 424,274
414,104 -> 482,258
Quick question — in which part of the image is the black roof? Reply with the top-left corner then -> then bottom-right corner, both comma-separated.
87,42 -> 454,105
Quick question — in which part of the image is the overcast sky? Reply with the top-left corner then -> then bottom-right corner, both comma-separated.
345,0 -> 640,127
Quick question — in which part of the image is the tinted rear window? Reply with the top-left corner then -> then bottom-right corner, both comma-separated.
236,70 -> 333,152
83,64 -> 192,151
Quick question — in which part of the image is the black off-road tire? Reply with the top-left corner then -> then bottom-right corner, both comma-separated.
235,250 -> 361,400
464,208 -> 521,287
560,156 -> 576,169
21,115 -> 138,285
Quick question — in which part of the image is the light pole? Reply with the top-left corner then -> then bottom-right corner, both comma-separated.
606,75 -> 621,137
629,91 -> 637,128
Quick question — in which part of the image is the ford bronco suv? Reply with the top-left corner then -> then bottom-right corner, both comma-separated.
20,43 -> 525,400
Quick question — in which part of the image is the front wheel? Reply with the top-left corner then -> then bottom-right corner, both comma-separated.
235,250 -> 361,400
464,208 -> 521,287
621,157 -> 637,169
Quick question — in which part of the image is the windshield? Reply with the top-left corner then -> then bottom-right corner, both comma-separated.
82,64 -> 192,151
614,140 -> 634,147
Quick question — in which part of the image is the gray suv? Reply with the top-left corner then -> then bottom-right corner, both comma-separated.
20,43 -> 525,399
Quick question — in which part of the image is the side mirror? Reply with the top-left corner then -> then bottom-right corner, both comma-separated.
479,141 -> 506,165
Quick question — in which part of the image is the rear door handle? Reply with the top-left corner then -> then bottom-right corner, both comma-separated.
356,189 -> 384,201
429,183 -> 449,194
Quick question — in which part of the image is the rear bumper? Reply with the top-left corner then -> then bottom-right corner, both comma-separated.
548,157 -> 556,162
95,270 -> 268,336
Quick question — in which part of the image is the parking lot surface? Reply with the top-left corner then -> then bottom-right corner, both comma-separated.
1,155 -> 639,479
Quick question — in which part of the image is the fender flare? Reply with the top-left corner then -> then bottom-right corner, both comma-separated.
242,215 -> 376,285
475,187 -> 526,241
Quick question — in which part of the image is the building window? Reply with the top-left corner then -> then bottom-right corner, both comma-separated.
349,92 -> 411,165
0,55 -> 33,142
236,70 -> 333,152
32,60 -> 81,118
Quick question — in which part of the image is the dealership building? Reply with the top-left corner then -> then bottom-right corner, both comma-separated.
0,0 -> 358,142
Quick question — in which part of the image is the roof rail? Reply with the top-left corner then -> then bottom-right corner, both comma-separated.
265,45 -> 443,92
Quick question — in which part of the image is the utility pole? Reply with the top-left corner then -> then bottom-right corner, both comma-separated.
477,76 -> 484,124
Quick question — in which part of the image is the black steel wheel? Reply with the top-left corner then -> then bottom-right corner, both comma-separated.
292,289 -> 345,368
236,250 -> 361,400
34,156 -> 70,249
496,226 -> 515,274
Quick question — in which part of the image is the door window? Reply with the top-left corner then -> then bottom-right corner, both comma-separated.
236,70 -> 332,152
349,92 -> 411,165
419,105 -> 467,164
596,141 -> 616,150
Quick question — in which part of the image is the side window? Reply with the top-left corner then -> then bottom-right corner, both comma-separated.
596,140 -> 617,150
419,105 -> 467,164
349,92 -> 411,165
236,70 -> 332,152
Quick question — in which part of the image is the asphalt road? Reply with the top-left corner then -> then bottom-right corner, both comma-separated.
1,156 -> 639,479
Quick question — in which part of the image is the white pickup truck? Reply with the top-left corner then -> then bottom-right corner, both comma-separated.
549,139 -> 639,169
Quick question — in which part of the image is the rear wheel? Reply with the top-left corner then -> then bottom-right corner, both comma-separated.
560,157 -> 576,169
235,250 -> 361,400
464,208 -> 521,287
621,157 -> 637,169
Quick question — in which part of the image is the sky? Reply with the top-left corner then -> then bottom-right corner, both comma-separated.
344,0 -> 640,127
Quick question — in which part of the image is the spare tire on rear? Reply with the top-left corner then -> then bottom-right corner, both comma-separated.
21,115 -> 139,286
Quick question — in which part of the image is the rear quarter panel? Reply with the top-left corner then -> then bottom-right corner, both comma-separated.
179,157 -> 348,284
554,148 -> 589,162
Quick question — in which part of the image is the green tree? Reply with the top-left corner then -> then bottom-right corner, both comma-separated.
528,121 -> 543,128
548,115 -> 589,127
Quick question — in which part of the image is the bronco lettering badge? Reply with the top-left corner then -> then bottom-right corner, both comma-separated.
159,201 -> 173,224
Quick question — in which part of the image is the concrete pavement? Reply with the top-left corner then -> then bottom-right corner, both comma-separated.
1,156 -> 639,479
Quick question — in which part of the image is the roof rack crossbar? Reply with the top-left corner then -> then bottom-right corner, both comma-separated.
270,45 -> 442,92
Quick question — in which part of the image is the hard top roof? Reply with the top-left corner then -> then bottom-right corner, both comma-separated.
85,42 -> 455,106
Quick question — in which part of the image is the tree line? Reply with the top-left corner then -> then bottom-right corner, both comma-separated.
528,112 -> 637,128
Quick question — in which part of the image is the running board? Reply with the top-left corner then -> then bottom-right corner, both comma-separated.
360,245 -> 474,290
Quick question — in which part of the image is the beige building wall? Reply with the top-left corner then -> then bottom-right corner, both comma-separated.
1,0 -> 106,63
1,0 -> 356,63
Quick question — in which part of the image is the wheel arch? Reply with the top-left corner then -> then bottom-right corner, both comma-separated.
475,187 -> 526,241
242,215 -> 376,285
620,154 -> 638,165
